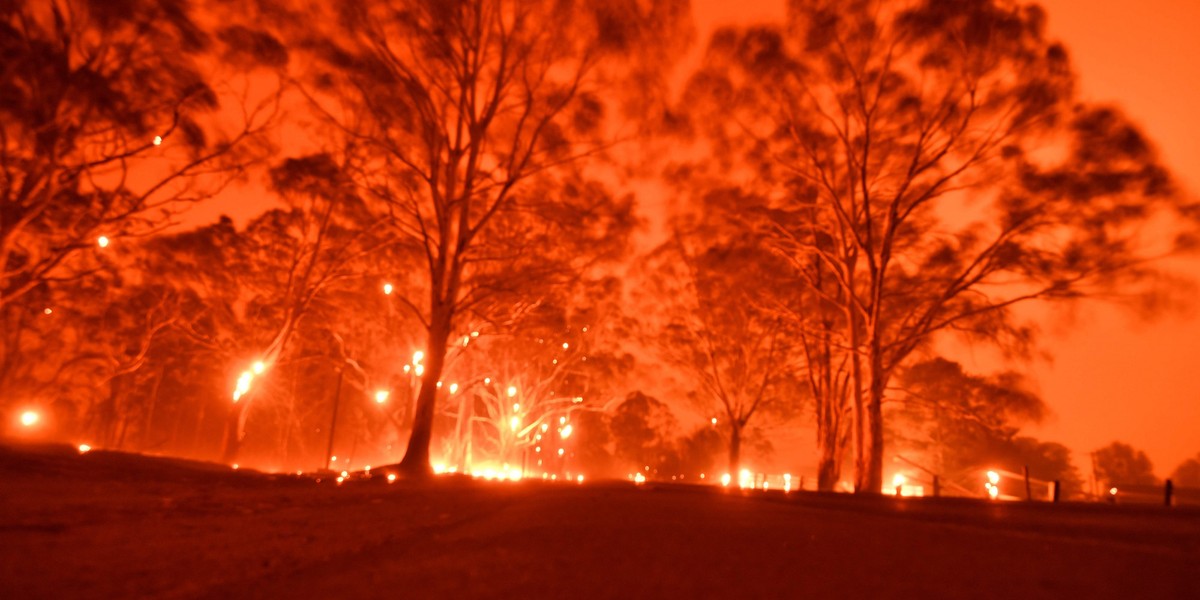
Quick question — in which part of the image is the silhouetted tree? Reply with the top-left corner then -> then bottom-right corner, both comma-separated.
610,391 -> 680,477
1170,454 -> 1200,488
0,0 -> 279,313
292,0 -> 676,477
1093,441 -> 1157,488
679,0 -> 1193,492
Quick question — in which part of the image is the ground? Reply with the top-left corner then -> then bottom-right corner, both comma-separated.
1,441 -> 1197,599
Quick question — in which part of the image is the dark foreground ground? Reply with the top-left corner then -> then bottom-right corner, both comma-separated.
1,442 -> 1198,599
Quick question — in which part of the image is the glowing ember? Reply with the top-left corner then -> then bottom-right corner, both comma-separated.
449,383 -> 459,394
77,444 -> 91,454
576,474 -> 584,484
987,470 -> 1000,485
383,282 -> 393,295
97,236 -> 110,248
1109,487 -> 1118,496
232,464 -> 239,470
634,472 -> 646,484
509,416 -> 520,431
560,424 -> 573,439
721,473 -> 731,487
506,386 -> 517,398
387,473 -> 397,483
374,390 -> 389,404
43,308 -> 52,315
892,473 -> 907,488
19,410 -> 39,427
153,135 -> 162,145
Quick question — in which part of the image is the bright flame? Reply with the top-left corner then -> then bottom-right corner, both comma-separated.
507,386 -> 517,398
78,444 -> 91,454
784,473 -> 792,492
414,365 -> 424,377
375,390 -> 389,404
153,135 -> 163,145
232,464 -> 239,470
433,463 -> 447,474
43,308 -> 52,315
412,351 -> 424,364
19,410 -> 39,427
987,484 -> 999,499
892,473 -> 907,488
97,236 -> 110,248
739,469 -> 752,490
232,370 -> 253,402
540,423 -> 549,432
557,448 -> 564,457
634,472 -> 646,484
336,476 -> 344,484
509,468 -> 523,481
387,473 -> 397,483
1109,487 -> 1118,496
449,383 -> 459,394
562,342 -> 569,349
252,361 -> 266,375
560,424 -> 573,439
510,416 -> 520,431
987,470 -> 1000,485
383,282 -> 394,295
721,473 -> 731,487
512,403 -> 520,412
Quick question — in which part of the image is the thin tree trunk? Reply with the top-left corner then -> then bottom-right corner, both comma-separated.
728,423 -> 742,477
398,307 -> 451,477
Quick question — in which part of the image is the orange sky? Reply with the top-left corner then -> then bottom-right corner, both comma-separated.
690,0 -> 1200,476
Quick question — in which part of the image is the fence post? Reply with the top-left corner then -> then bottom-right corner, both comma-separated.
1024,465 -> 1032,500
1052,480 -> 1061,503
1165,479 -> 1174,507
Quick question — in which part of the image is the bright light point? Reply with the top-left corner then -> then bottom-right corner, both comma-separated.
577,475 -> 584,484
462,336 -> 469,346
484,378 -> 491,384
509,469 -> 523,481
634,472 -> 646,484
341,471 -> 349,478
97,236 -> 110,248
562,342 -> 569,349
1109,487 -> 1118,496
414,365 -> 424,377
403,365 -> 411,374
711,417 -> 717,426
892,473 -> 907,488
433,463 -> 447,474
559,416 -> 566,425
252,361 -> 265,375
153,135 -> 163,145
560,424 -> 573,439
471,331 -> 479,338
412,351 -> 424,364
387,473 -> 397,483
540,423 -> 549,432
336,476 -> 344,484
506,386 -> 517,398
78,444 -> 91,454
987,470 -> 1000,485
510,416 -> 520,431
375,390 -> 389,404
988,485 -> 999,499
43,308 -> 52,315
512,403 -> 520,412
383,283 -> 393,295
557,448 -> 564,457
19,410 -> 39,427
535,446 -> 541,453
232,464 -> 239,470
721,473 -> 731,487
436,381 -> 443,388
232,371 -> 253,402
330,455 -> 337,462
449,383 -> 458,394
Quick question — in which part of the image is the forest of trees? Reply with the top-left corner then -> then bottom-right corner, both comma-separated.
3,0 -> 1197,495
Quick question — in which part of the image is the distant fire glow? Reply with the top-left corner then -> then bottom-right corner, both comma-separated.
19,410 -> 39,427
77,444 -> 91,454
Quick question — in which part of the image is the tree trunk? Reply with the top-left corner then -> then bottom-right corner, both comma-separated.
220,400 -> 247,464
848,311 -> 867,492
398,308 -> 451,478
861,336 -> 886,494
728,423 -> 742,477
817,420 -> 841,491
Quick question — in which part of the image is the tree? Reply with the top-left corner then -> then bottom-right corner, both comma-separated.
643,195 -> 801,477
1170,454 -> 1200,488
610,391 -> 680,478
0,0 -> 278,313
1093,441 -> 1157,488
294,0 -> 673,477
679,0 -> 1193,492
